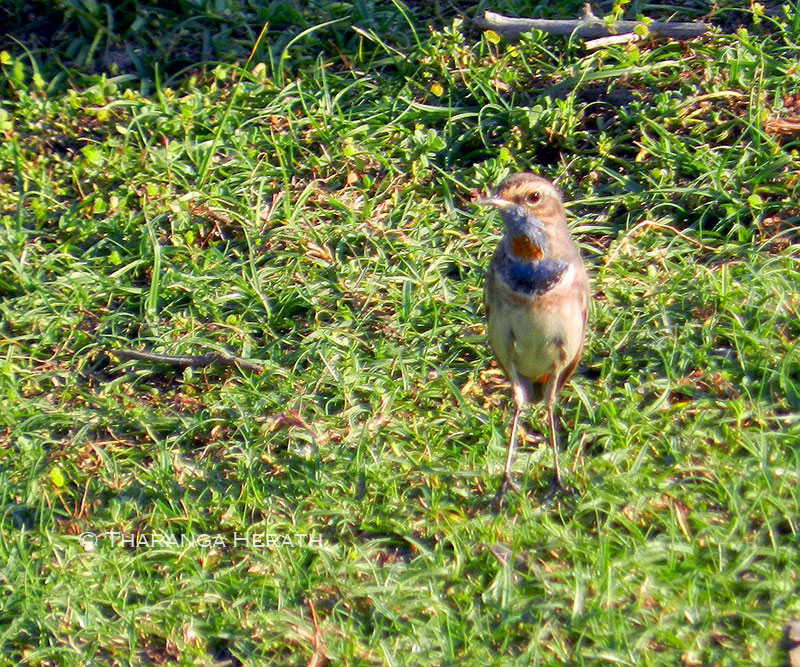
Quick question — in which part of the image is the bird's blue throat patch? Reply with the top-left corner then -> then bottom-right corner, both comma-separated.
499,206 -> 549,256
506,258 -> 568,296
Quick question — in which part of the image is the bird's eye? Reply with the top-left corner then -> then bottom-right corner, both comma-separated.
525,192 -> 542,205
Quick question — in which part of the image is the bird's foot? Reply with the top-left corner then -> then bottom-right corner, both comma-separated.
542,474 -> 573,502
491,474 -> 521,510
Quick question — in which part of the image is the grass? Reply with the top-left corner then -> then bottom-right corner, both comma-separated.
1,0 -> 800,664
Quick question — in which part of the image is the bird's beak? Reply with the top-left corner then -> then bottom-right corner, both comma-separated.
478,196 -> 514,209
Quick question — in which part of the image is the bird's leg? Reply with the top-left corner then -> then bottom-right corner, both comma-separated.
502,402 -> 522,492
546,403 -> 568,493
493,382 -> 524,507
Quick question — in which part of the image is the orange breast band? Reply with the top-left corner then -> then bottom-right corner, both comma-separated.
510,236 -> 543,261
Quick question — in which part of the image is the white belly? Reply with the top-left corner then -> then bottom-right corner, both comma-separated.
488,265 -> 585,381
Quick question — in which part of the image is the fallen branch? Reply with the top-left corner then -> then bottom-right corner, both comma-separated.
476,4 -> 708,41
584,32 -> 643,50
113,348 -> 263,373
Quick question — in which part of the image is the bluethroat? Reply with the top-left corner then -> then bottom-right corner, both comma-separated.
481,173 -> 590,502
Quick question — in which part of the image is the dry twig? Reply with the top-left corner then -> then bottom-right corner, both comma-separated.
476,4 -> 708,42
307,599 -> 325,667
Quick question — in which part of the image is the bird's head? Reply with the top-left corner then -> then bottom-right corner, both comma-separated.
480,173 -> 565,260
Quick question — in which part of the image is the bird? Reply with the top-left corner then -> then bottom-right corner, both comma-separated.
480,173 -> 590,504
